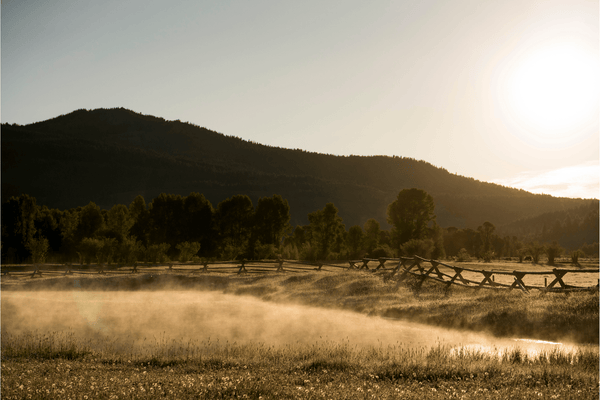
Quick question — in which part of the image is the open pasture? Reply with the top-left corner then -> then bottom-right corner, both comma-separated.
2,265 -> 598,399
2,287 -> 599,399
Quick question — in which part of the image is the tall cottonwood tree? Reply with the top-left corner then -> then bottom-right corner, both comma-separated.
387,188 -> 436,251
1,194 -> 39,262
363,218 -> 380,255
182,192 -> 216,254
347,225 -> 365,259
253,194 -> 291,246
74,202 -> 104,242
307,203 -> 346,260
216,195 -> 254,257
147,193 -> 185,248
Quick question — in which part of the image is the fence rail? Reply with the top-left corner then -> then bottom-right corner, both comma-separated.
387,256 -> 599,293
1,256 -> 598,293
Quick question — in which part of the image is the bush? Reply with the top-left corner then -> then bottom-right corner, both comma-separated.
280,243 -> 299,260
369,245 -> 394,259
580,242 -> 599,258
571,249 -> 584,264
517,247 -> 527,263
299,242 -> 319,262
528,242 -> 546,264
253,240 -> 277,260
176,241 -> 201,263
546,241 -> 563,265
400,239 -> 434,259
145,243 -> 171,263
78,238 -> 104,265
456,248 -> 470,262
26,237 -> 49,264
117,237 -> 142,265
218,239 -> 244,261
481,250 -> 494,263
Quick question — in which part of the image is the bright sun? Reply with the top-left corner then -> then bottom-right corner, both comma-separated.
504,43 -> 599,142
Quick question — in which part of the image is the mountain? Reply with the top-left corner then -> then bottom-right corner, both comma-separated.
1,107 -> 590,228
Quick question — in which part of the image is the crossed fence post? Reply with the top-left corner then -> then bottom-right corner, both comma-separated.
276,259 -> 285,272
509,271 -> 528,292
30,264 -> 42,278
237,260 -> 247,274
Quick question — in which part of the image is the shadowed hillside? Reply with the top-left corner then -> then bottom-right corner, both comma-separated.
1,107 -> 589,228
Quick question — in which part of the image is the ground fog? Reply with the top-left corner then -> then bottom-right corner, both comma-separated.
1,289 -> 579,358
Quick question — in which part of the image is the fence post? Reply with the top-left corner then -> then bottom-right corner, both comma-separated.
31,264 -> 42,278
376,258 -> 387,270
237,260 -> 247,274
446,267 -> 468,287
545,269 -> 568,291
397,258 -> 420,282
476,271 -> 495,290
509,271 -> 528,292
276,259 -> 285,272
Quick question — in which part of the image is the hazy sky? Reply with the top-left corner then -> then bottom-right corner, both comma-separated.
2,0 -> 599,199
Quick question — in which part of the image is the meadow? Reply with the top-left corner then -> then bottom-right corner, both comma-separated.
2,331 -> 598,399
2,267 -> 599,399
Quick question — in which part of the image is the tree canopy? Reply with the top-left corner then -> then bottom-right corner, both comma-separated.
387,188 -> 436,249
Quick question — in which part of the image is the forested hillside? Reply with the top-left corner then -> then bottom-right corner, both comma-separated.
1,107 -> 591,229
497,201 -> 599,250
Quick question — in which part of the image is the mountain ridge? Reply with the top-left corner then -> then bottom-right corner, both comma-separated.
1,107 -> 589,229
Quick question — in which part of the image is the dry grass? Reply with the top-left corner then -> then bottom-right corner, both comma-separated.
2,331 -> 598,399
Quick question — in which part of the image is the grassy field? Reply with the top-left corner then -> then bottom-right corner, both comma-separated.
2,330 -> 599,399
3,265 -> 599,343
2,266 -> 599,399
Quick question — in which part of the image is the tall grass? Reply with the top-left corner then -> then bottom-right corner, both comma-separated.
3,331 -> 598,399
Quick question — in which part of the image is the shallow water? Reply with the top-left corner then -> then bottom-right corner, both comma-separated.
1,290 -> 581,356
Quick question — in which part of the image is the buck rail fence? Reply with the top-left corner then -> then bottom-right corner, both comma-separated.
1,256 -> 598,293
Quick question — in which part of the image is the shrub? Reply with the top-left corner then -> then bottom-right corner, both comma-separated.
528,242 -> 546,264
78,238 -> 104,265
145,243 -> 171,263
218,238 -> 244,261
253,240 -> 277,260
26,237 -> 49,264
456,248 -> 471,262
517,247 -> 527,263
546,241 -> 563,265
299,242 -> 319,262
369,245 -> 394,259
400,239 -> 434,259
117,236 -> 142,265
176,241 -> 201,263
571,249 -> 584,265
481,250 -> 494,263
280,243 -> 299,260
580,242 -> 599,258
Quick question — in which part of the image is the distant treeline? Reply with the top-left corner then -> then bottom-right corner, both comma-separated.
2,190 -> 597,265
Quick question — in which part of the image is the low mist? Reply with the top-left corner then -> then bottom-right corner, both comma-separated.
2,288 -> 579,358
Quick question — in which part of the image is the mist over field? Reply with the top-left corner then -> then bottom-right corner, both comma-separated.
1,288 -> 577,357
2,290 -> 444,347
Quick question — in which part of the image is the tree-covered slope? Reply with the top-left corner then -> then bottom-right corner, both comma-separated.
1,108 -> 589,228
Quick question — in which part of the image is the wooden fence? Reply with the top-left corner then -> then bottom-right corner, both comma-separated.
384,256 -> 599,293
2,256 -> 598,293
